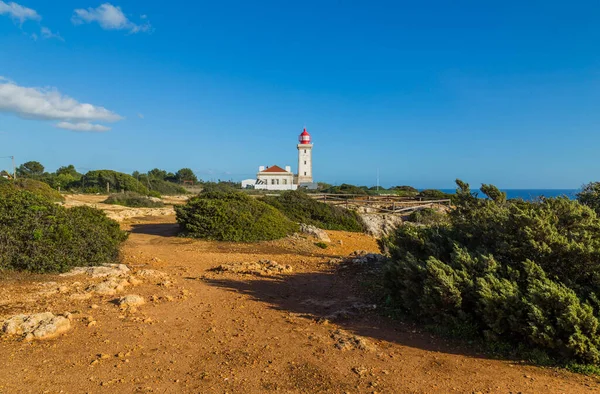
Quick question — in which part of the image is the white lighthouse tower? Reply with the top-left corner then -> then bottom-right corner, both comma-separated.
297,128 -> 313,185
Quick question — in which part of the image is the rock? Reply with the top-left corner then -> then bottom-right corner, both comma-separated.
299,224 -> 331,243
89,278 -> 130,296
2,312 -> 71,340
136,269 -> 168,279
61,264 -> 130,278
70,292 -> 92,301
331,329 -> 374,351
212,260 -> 293,276
117,295 -> 146,308
359,214 -> 403,238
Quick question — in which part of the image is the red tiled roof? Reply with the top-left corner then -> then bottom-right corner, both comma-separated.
261,165 -> 288,173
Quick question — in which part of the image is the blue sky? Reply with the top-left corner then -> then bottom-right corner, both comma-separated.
1,1 -> 599,188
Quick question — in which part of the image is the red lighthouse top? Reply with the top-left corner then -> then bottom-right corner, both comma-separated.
299,128 -> 311,144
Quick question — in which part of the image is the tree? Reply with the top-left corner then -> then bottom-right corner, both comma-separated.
55,165 -> 80,178
148,168 -> 168,181
577,182 -> 600,215
176,168 -> 198,184
17,161 -> 44,178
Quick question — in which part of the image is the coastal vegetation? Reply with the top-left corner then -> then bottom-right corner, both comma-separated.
0,178 -> 64,202
0,190 -> 127,273
104,192 -> 165,208
380,180 -> 600,366
262,190 -> 367,232
175,191 -> 298,242
577,181 -> 600,215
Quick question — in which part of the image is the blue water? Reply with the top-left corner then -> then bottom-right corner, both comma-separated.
436,189 -> 578,201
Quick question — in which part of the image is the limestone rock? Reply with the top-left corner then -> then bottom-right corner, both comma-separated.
212,260 -> 292,276
89,278 -> 130,296
331,329 -> 374,351
61,264 -> 130,278
118,295 -> 146,308
359,214 -> 403,238
135,269 -> 168,279
2,312 -> 71,340
299,224 -> 331,243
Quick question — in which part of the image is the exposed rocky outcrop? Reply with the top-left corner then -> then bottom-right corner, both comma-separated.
2,312 -> 71,340
61,264 -> 130,278
212,260 -> 293,276
299,224 -> 331,242
359,213 -> 403,238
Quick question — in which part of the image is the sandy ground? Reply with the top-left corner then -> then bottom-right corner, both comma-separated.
0,209 -> 599,392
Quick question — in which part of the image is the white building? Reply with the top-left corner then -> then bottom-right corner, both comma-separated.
253,165 -> 297,190
242,128 -> 314,191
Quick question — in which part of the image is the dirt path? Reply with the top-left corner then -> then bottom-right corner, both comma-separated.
0,215 -> 598,393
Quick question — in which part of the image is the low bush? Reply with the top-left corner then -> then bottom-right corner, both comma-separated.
416,189 -> 453,199
406,207 -> 448,225
262,190 -> 367,232
0,178 -> 63,202
104,192 -> 165,208
175,191 -> 299,242
148,179 -> 188,195
321,183 -> 368,195
0,191 -> 128,273
380,180 -> 600,366
314,242 -> 328,249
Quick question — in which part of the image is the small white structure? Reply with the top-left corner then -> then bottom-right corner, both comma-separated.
253,165 -> 298,190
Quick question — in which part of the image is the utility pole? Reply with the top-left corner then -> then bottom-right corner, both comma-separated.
376,168 -> 380,191
11,156 -> 15,180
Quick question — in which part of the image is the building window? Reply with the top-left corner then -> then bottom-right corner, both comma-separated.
304,172 -> 307,176
271,179 -> 275,185
283,179 -> 287,185
304,161 -> 307,165
304,150 -> 306,153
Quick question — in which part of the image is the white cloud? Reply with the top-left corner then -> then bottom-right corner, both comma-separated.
56,122 -> 110,132
72,3 -> 151,34
137,112 -> 144,119
0,77 -> 121,132
41,26 -> 63,41
0,1 -> 40,23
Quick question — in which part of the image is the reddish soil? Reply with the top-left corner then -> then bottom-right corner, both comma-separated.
0,215 -> 598,393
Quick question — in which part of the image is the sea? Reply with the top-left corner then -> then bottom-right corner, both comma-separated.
435,189 -> 578,201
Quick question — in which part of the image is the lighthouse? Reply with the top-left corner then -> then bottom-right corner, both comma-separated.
297,128 -> 313,185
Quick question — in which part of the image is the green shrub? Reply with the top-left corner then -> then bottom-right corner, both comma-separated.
416,189 -> 453,199
262,190 -> 367,232
406,207 -> 448,225
380,180 -> 600,365
314,242 -> 328,249
0,178 -> 63,202
321,183 -> 368,195
104,192 -> 165,208
81,170 -> 149,194
175,191 -> 299,242
200,182 -> 240,193
0,191 -> 128,273
148,179 -> 188,195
